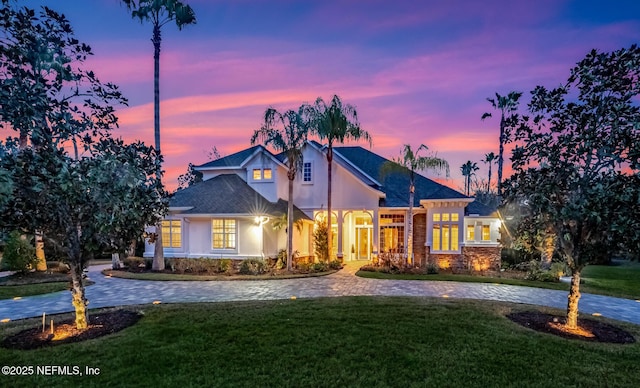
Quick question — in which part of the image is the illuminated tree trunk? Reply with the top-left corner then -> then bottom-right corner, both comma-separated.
566,270 -> 581,329
34,230 -> 47,271
406,183 -> 415,266
287,173 -> 294,271
326,148 -> 333,260
69,261 -> 88,330
497,115 -> 505,196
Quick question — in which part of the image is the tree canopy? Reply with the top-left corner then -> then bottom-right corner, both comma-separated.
503,45 -> 640,329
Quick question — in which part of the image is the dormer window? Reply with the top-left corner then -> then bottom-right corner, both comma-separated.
252,168 -> 273,181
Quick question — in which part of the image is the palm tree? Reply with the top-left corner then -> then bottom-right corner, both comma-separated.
483,152 -> 496,192
460,161 -> 479,196
251,107 -> 309,271
381,144 -> 449,266
307,95 -> 371,261
122,0 -> 196,271
481,92 -> 522,196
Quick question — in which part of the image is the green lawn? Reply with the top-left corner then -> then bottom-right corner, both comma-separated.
0,282 -> 68,300
357,260 -> 640,300
581,260 -> 640,300
1,297 -> 639,387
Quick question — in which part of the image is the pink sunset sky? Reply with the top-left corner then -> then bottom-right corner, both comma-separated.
16,0 -> 640,191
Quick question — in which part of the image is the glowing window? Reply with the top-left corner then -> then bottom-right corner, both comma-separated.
467,225 -> 475,241
253,169 -> 261,180
263,168 -> 272,180
433,213 -> 440,222
451,213 -> 459,222
161,220 -> 181,248
432,225 -> 440,251
442,213 -> 450,222
212,219 -> 236,249
482,225 -> 491,241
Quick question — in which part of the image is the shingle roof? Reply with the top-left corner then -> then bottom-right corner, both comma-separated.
195,145 -> 262,169
170,174 -> 310,220
333,146 -> 469,207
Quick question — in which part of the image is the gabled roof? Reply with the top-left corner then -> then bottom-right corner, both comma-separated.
170,174 -> 310,220
194,145 -> 261,169
465,200 -> 499,217
333,146 -> 469,207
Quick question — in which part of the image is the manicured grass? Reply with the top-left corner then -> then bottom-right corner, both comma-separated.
102,269 -> 337,281
0,298 -> 639,387
0,282 -> 69,300
357,270 -> 570,291
581,260 -> 640,300
357,260 -> 640,300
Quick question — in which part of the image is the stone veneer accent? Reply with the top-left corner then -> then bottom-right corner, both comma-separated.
412,213 -> 426,266
423,246 -> 501,271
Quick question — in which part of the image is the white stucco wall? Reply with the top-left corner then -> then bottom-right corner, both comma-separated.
294,146 -> 381,211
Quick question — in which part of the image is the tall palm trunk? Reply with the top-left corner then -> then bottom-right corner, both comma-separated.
326,147 -> 333,261
406,183 -> 415,266
566,269 -> 582,329
287,174 -> 294,271
487,164 -> 492,192
497,115 -> 505,196
151,22 -> 165,271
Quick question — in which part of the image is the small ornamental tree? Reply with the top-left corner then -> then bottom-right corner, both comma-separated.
503,45 -> 640,330
0,138 -> 165,329
313,215 -> 329,263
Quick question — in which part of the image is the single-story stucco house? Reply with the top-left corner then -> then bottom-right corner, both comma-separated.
145,141 -> 502,270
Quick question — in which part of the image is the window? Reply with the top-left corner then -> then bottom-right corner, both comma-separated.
212,219 -> 236,249
303,162 -> 312,183
431,212 -> 460,252
253,169 -> 261,180
380,214 -> 405,252
263,168 -> 272,180
161,220 -> 181,248
252,168 -> 272,181
482,225 -> 491,241
467,225 -> 475,241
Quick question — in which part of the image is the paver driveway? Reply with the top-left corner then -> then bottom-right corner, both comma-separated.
2,262 -> 640,324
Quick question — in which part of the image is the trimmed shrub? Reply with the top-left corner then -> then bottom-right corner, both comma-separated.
239,258 -> 267,275
329,259 -> 342,270
2,231 -> 37,273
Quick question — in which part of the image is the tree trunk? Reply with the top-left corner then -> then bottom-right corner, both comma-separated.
34,230 -> 47,272
152,220 -> 165,271
326,149 -> 333,261
287,177 -> 294,271
69,262 -> 88,330
112,253 -> 122,270
497,114 -> 505,196
406,183 -> 414,266
487,164 -> 492,192
566,270 -> 581,329
151,23 -> 165,271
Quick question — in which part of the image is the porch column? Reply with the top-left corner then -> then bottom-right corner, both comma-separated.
337,210 -> 344,260
372,209 -> 379,257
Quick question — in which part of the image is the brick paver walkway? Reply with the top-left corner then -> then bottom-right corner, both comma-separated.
2,262 -> 640,324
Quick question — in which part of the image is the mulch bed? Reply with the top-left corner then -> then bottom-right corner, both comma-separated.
507,311 -> 635,344
1,310 -> 141,350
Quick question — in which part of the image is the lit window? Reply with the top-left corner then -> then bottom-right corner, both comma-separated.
433,224 -> 440,251
161,220 -> 181,248
431,211 -> 460,252
212,219 -> 236,249
303,162 -> 312,182
467,225 -> 475,241
253,169 -> 261,180
482,225 -> 491,241
380,214 -> 405,252
263,168 -> 272,180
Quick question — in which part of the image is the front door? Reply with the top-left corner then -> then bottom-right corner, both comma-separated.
356,226 -> 372,260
